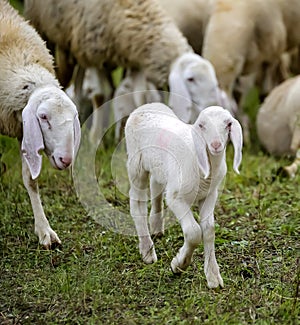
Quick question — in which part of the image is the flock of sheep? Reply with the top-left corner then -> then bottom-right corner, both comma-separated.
0,0 -> 299,289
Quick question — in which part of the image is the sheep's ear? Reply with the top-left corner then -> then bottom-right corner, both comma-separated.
21,99 -> 44,180
230,118 -> 243,174
74,113 -> 81,157
168,68 -> 192,123
191,125 -> 210,179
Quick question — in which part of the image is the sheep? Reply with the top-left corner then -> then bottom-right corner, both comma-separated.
256,76 -> 300,178
125,103 -> 243,288
202,0 -> 300,140
24,0 -> 227,132
158,0 -> 215,54
0,0 -> 81,248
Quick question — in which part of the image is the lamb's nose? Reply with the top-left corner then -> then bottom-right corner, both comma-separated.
59,156 -> 72,168
211,141 -> 221,150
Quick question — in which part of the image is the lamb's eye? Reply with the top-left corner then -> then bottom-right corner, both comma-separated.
199,123 -> 204,129
226,121 -> 232,130
187,77 -> 194,82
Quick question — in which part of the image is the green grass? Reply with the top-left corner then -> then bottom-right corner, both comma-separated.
2,1 -> 299,323
0,125 -> 299,324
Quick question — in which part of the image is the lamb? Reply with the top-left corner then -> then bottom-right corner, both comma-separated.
202,0 -> 300,138
256,76 -> 300,178
125,103 -> 243,288
0,1 -> 81,248
24,0 -> 226,131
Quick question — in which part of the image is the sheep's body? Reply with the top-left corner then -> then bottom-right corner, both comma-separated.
256,76 -> 300,156
202,0 -> 300,99
0,1 -> 81,248
0,0 -> 56,139
159,0 -> 214,54
125,103 -> 243,288
24,0 -> 191,88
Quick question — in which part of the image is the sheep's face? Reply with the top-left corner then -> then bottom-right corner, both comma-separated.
195,106 -> 234,156
184,61 -> 219,109
37,95 -> 79,170
22,86 -> 81,179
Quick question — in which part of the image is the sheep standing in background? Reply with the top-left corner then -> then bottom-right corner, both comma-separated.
0,1 -> 81,248
158,0 -> 215,54
24,0 -> 226,133
125,103 -> 243,288
256,76 -> 300,178
202,0 -> 300,107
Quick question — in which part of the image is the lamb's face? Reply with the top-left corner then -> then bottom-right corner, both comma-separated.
37,93 -> 80,170
196,106 -> 233,156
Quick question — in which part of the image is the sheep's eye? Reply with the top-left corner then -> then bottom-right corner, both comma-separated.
199,123 -> 204,129
39,113 -> 48,121
187,77 -> 195,82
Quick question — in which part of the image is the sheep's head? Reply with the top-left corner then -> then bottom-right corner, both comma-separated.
169,53 -> 219,123
21,86 -> 81,179
192,106 -> 243,178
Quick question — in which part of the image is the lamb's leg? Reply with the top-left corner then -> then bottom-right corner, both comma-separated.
200,191 -> 223,288
129,168 -> 157,264
149,176 -> 164,237
167,196 -> 202,273
22,156 -> 61,248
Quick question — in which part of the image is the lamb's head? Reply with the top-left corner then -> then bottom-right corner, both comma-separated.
21,86 -> 81,179
192,106 -> 243,179
169,53 -> 219,123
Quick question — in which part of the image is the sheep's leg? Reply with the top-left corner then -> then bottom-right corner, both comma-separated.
129,168 -> 157,264
89,69 -> 113,144
21,157 -> 61,248
200,191 -> 223,288
167,196 -> 202,273
149,177 -> 164,237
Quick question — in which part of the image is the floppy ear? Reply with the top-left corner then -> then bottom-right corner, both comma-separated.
191,125 -> 210,179
21,98 -> 44,180
230,118 -> 243,174
168,67 -> 192,123
73,113 -> 81,157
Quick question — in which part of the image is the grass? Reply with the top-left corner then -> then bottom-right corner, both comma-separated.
0,121 -> 299,324
1,1 -> 299,323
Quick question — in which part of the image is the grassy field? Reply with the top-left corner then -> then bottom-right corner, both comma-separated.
1,1 -> 299,324
0,115 -> 299,324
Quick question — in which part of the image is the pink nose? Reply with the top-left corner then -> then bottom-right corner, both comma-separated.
59,156 -> 72,168
211,141 -> 221,150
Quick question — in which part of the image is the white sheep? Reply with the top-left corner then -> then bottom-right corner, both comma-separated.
125,103 -> 243,288
0,1 -> 81,248
256,76 -> 300,177
158,0 -> 215,55
24,0 -> 227,132
202,0 -> 300,139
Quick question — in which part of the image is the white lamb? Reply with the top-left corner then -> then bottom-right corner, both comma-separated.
0,1 -> 81,248
125,103 -> 243,288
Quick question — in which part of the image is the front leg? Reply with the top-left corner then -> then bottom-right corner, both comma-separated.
200,191 -> 223,288
22,156 -> 61,248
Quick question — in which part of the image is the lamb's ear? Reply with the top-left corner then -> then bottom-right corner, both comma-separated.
230,118 -> 243,174
191,125 -> 210,179
21,98 -> 44,180
73,113 -> 81,157
168,67 -> 192,123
